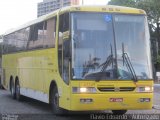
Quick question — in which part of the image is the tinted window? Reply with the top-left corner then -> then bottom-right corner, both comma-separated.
43,17 -> 56,48
58,13 -> 70,84
3,17 -> 57,53
3,36 -> 9,54
15,28 -> 29,51
4,34 -> 17,53
28,22 -> 44,49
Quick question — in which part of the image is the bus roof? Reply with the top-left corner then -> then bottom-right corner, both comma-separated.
4,5 -> 146,36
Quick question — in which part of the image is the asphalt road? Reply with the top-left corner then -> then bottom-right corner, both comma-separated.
0,85 -> 160,120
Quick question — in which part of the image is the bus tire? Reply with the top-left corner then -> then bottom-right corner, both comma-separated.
112,110 -> 127,115
0,78 -> 2,89
10,80 -> 16,99
15,80 -> 23,101
51,87 -> 66,115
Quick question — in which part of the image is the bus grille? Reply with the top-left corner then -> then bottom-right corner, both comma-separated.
97,87 -> 135,92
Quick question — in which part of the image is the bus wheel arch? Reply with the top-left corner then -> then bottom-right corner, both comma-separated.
49,80 -> 57,104
49,80 -> 66,115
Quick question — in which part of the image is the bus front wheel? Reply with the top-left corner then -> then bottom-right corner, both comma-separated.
51,87 -> 66,115
112,110 -> 127,115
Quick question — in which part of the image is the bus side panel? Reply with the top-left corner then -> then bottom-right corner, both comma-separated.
16,48 -> 58,102
2,54 -> 18,90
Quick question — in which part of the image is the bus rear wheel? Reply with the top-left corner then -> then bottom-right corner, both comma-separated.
51,87 -> 67,115
10,80 -> 16,99
15,80 -> 23,101
112,110 -> 127,115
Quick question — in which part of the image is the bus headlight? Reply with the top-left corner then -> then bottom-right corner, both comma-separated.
72,87 -> 97,93
136,86 -> 153,93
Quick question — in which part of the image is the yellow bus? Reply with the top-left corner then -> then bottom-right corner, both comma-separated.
2,5 -> 153,115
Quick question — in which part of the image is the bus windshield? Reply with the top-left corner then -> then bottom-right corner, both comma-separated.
71,12 -> 153,80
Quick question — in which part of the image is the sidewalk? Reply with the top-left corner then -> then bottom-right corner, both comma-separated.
154,84 -> 160,87
154,83 -> 160,94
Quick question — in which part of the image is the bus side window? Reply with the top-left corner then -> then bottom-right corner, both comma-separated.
15,27 -> 29,51
43,17 -> 56,48
3,36 -> 8,54
7,33 -> 17,53
24,27 -> 30,50
58,12 -> 70,85
28,22 -> 44,50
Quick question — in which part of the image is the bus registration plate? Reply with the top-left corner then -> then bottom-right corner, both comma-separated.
109,98 -> 123,102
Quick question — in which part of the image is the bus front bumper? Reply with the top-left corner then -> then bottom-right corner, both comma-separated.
70,93 -> 153,111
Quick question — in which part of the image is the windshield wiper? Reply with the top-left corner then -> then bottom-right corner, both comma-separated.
95,44 -> 115,81
93,54 -> 114,82
99,54 -> 114,72
99,44 -> 114,72
122,43 -> 138,82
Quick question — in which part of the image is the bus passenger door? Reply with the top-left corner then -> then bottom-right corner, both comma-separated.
58,12 -> 71,109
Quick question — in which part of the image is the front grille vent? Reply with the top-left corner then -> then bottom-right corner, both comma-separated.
97,87 -> 135,92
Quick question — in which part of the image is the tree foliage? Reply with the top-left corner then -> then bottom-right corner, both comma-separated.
108,0 -> 136,7
136,0 -> 160,43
